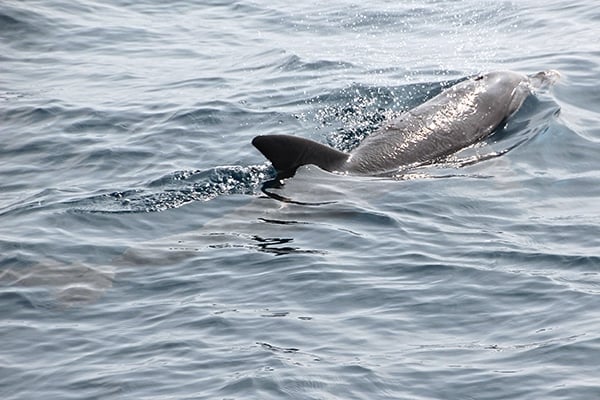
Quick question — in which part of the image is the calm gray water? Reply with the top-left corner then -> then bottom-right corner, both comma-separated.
2,1 -> 600,399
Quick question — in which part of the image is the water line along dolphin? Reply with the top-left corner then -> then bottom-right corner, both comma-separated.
252,70 -> 558,179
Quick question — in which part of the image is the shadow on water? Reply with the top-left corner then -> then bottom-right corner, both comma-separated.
259,178 -> 339,206
207,233 -> 326,256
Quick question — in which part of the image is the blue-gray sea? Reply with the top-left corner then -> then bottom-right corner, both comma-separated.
2,1 -> 600,399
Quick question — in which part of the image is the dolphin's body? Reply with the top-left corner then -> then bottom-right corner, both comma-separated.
253,70 -> 557,178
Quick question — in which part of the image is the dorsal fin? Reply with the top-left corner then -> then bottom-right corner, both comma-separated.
252,134 -> 349,178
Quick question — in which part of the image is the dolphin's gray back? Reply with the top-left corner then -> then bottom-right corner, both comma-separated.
345,71 -> 531,174
252,70 -> 555,178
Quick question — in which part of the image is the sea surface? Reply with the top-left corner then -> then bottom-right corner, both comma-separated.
2,1 -> 600,399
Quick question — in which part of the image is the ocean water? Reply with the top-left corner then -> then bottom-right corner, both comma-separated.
1,0 -> 600,398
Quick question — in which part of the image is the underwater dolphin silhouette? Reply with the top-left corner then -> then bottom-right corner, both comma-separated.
253,70 -> 558,178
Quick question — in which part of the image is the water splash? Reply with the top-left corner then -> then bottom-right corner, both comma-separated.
309,79 -> 462,152
71,164 -> 275,213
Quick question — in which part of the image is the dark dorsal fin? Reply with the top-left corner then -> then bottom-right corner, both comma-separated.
252,134 -> 349,178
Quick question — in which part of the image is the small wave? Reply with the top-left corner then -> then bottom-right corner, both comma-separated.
276,54 -> 356,73
69,164 -> 274,213
0,6 -> 50,38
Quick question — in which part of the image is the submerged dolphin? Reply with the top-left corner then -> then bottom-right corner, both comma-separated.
253,70 -> 558,178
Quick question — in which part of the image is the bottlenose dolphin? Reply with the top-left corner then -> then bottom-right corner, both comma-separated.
253,70 -> 558,178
